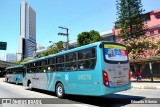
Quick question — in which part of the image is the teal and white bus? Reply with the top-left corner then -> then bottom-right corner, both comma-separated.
23,41 -> 131,98
5,65 -> 24,85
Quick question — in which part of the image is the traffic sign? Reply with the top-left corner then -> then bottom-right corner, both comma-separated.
0,42 -> 7,50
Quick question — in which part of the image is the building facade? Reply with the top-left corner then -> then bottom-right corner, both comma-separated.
113,9 -> 160,42
100,30 -> 115,42
0,54 -> 17,62
17,0 -> 36,61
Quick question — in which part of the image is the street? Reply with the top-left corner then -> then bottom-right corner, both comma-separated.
0,78 -> 159,107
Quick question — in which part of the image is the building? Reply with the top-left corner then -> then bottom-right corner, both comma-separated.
100,29 -> 115,42
0,54 -> 17,62
113,9 -> 160,42
17,0 -> 36,61
113,9 -> 160,80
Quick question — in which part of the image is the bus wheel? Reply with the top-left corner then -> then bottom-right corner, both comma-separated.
16,79 -> 18,85
56,83 -> 65,98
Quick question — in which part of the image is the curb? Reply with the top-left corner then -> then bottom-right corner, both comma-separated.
131,85 -> 160,90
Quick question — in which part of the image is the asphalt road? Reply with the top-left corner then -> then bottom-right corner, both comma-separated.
0,78 -> 159,107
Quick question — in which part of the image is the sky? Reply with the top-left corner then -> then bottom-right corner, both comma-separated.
0,0 -> 160,55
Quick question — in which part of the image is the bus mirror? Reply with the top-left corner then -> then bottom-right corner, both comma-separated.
99,44 -> 102,48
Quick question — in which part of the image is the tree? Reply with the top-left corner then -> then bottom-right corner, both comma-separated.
116,0 -> 150,58
37,41 -> 61,58
56,41 -> 63,49
116,0 -> 147,40
77,30 -> 103,46
13,60 -> 21,65
20,57 -> 35,64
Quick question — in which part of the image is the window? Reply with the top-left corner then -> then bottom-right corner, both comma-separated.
27,68 -> 32,73
65,53 -> 77,71
150,31 -> 154,36
47,65 -> 56,72
77,48 -> 96,70
35,61 -> 41,67
48,58 -> 55,65
57,56 -> 64,63
48,58 -> 56,72
40,66 -> 47,73
78,59 -> 96,70
56,56 -> 64,71
65,62 -> 77,71
78,48 -> 96,60
42,60 -> 48,65
56,64 -> 64,71
66,53 -> 76,62
158,29 -> 160,34
144,13 -> 151,22
35,67 -> 41,73
156,15 -> 160,19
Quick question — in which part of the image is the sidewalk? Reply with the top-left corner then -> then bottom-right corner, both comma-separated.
131,82 -> 160,90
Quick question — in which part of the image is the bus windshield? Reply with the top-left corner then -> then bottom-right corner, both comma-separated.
103,43 -> 128,62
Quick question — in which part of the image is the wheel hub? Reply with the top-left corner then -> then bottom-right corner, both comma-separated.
57,86 -> 63,96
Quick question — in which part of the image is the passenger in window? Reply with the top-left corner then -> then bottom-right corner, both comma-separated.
71,65 -> 77,70
89,60 -> 95,69
89,62 -> 93,69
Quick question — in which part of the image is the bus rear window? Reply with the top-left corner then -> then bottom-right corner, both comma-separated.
103,44 -> 128,62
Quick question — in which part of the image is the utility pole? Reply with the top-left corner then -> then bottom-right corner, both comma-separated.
58,26 -> 69,50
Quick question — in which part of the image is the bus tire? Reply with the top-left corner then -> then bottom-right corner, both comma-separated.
16,79 -> 18,85
56,83 -> 65,98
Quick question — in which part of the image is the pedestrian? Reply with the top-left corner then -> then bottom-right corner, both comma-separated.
136,71 -> 142,82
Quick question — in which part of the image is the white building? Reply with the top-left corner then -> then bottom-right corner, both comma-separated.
18,0 -> 36,61
0,54 -> 17,62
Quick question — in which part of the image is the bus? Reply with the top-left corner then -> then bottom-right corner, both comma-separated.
5,65 -> 24,85
23,41 -> 131,98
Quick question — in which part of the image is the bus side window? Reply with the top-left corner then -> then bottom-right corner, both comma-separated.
65,52 -> 77,71
56,55 -> 64,71
78,48 -> 96,70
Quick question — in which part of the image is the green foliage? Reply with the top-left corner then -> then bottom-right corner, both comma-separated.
116,0 -> 146,40
20,57 -> 35,64
36,41 -> 63,58
56,41 -> 63,49
77,30 -> 103,46
13,61 -> 21,65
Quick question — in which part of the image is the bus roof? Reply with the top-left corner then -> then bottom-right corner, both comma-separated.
24,41 -> 123,64
6,65 -> 23,70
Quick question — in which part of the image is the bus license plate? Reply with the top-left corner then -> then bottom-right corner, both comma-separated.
117,82 -> 123,85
